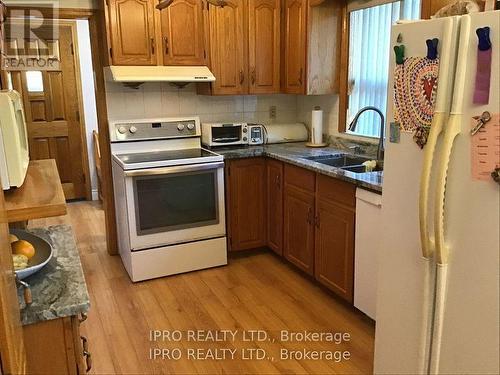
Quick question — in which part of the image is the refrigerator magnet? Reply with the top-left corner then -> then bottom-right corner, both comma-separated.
473,27 -> 492,105
390,122 -> 401,143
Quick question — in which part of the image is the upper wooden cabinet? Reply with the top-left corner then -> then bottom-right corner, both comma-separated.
226,158 -> 267,251
282,0 -> 306,94
160,0 -> 205,65
248,0 -> 280,94
282,0 -> 342,94
207,0 -> 247,95
107,0 -> 158,65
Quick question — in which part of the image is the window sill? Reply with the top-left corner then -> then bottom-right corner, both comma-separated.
338,131 -> 379,145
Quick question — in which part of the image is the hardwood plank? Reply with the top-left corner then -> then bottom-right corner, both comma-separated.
4,159 -> 67,222
30,202 -> 374,374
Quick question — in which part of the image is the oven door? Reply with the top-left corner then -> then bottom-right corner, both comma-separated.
124,162 -> 226,251
210,125 -> 244,145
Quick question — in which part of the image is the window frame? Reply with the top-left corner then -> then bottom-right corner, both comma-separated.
337,0 -> 432,135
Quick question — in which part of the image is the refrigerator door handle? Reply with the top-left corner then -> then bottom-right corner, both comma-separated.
419,111 -> 447,260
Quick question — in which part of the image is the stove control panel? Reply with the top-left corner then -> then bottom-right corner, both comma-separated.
110,118 -> 200,142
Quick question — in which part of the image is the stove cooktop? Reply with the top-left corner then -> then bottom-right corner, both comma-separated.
113,148 -> 223,170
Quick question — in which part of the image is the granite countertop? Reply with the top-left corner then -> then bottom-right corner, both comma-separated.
17,225 -> 90,326
216,142 -> 383,193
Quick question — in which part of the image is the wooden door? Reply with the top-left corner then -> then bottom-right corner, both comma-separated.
266,159 -> 283,255
283,185 -> 314,275
248,0 -> 280,93
108,0 -> 157,65
283,0 -> 306,94
208,0 -> 247,95
0,189 -> 27,374
160,0 -> 205,65
226,158 -> 267,251
7,24 -> 88,200
314,198 -> 355,302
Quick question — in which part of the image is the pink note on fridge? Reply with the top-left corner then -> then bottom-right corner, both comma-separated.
471,113 -> 500,181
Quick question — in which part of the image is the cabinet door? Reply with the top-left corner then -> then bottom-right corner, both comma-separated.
160,0 -> 205,65
108,0 -> 157,65
227,158 -> 267,251
208,0 -> 247,94
248,0 -> 280,93
266,159 -> 283,255
314,198 -> 355,302
283,0 -> 306,94
283,185 -> 314,275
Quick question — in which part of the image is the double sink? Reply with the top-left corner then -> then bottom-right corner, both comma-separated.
303,154 -> 383,174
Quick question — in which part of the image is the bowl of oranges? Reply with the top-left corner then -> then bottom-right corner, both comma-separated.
10,230 -> 53,280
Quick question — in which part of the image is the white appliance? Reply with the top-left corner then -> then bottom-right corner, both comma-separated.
201,122 -> 251,147
0,90 -> 29,190
354,188 -> 382,320
375,12 -> 499,374
110,117 -> 227,282
263,123 -> 309,144
104,65 -> 216,83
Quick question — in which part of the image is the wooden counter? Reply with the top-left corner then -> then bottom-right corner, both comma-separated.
4,160 -> 67,223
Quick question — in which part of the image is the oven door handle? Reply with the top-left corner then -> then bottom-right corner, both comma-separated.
124,162 -> 224,177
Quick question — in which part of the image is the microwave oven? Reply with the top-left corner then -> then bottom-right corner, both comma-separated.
201,122 -> 264,147
0,90 -> 29,190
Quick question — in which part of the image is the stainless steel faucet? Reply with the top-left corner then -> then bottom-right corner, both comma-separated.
348,106 -> 385,162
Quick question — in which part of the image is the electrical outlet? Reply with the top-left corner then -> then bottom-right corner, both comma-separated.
269,105 -> 277,119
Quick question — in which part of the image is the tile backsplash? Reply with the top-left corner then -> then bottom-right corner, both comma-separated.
105,82 -> 298,124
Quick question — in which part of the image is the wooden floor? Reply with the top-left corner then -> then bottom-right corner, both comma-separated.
31,202 -> 375,374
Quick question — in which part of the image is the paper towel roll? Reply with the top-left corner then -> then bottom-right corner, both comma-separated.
311,107 -> 323,144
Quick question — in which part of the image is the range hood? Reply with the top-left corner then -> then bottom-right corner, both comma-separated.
104,65 -> 216,83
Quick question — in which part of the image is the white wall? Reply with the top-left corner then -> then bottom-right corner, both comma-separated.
76,19 -> 99,200
105,83 -> 298,125
297,94 -> 378,144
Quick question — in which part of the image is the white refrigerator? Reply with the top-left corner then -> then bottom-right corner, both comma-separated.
375,11 -> 499,375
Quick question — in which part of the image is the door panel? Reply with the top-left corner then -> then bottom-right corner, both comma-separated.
315,198 -> 355,302
267,159 -> 283,255
7,24 -> 87,199
108,0 -> 157,65
227,158 -> 267,251
283,0 -> 306,94
283,185 -> 314,275
161,0 -> 205,65
248,0 -> 280,93
208,0 -> 247,94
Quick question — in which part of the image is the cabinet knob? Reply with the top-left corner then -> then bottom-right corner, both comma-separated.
150,38 -> 155,55
251,67 -> 256,85
239,70 -> 244,85
81,336 -> 92,372
298,67 -> 303,85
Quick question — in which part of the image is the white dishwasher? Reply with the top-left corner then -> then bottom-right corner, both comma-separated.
354,188 -> 382,320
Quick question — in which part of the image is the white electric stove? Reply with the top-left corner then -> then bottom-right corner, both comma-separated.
110,117 -> 227,282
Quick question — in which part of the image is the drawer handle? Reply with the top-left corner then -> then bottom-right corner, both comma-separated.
164,36 -> 169,55
151,38 -> 155,55
79,312 -> 88,324
315,214 -> 320,229
239,70 -> 244,85
81,336 -> 92,372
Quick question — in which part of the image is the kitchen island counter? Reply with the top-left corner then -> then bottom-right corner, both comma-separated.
17,224 -> 90,326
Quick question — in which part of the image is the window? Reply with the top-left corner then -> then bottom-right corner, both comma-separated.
25,71 -> 44,92
346,0 -> 421,138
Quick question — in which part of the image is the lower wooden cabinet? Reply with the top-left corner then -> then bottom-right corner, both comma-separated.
266,159 -> 283,255
283,184 -> 315,275
23,314 -> 90,374
314,198 -> 355,303
225,158 -> 356,302
226,158 -> 267,251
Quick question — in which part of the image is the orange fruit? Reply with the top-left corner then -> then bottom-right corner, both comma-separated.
11,240 -> 36,260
